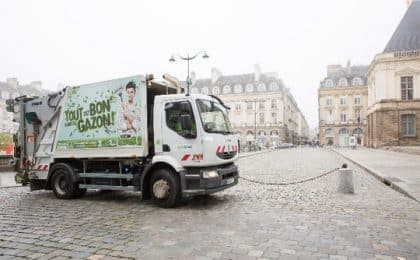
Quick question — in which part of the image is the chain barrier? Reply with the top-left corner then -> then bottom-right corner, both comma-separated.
239,167 -> 340,186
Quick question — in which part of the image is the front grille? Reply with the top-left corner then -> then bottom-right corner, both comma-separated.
222,172 -> 236,180
216,151 -> 237,160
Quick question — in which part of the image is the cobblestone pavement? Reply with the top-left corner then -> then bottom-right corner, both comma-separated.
0,148 -> 419,259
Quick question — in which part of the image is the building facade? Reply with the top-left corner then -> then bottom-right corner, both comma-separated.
0,78 -> 49,134
366,0 -> 420,147
318,62 -> 368,147
188,65 -> 308,149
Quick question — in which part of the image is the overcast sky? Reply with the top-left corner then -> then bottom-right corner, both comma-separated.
0,0 -> 408,128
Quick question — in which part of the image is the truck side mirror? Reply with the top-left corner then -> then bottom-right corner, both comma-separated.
180,114 -> 192,131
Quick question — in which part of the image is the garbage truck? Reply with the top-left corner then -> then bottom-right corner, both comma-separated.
6,74 -> 239,207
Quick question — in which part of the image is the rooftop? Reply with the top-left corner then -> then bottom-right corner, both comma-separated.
383,0 -> 420,53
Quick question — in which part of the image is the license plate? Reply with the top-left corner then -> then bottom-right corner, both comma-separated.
226,177 -> 234,185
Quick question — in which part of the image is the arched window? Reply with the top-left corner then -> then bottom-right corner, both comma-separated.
339,128 -> 348,135
257,83 -> 266,92
352,77 -> 362,86
325,128 -> 334,136
234,84 -> 242,93
222,85 -> 231,94
201,87 -> 209,95
353,128 -> 363,135
246,130 -> 254,135
270,130 -> 279,136
212,86 -> 220,95
339,78 -> 348,87
246,83 -> 254,93
325,79 -> 334,87
269,82 -> 278,91
258,130 -> 266,136
191,87 -> 198,94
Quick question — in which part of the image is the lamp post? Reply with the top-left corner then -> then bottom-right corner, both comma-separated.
169,51 -> 209,95
254,99 -> 257,147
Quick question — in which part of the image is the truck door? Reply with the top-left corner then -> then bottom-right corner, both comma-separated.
161,100 -> 202,166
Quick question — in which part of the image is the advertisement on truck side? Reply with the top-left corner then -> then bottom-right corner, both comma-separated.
56,76 -> 144,150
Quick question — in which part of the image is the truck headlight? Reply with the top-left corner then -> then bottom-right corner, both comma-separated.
202,170 -> 219,179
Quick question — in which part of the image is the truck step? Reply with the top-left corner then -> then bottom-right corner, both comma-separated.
79,184 -> 135,191
78,173 -> 133,179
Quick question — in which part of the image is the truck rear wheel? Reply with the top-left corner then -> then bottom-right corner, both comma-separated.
149,169 -> 180,208
52,169 -> 78,199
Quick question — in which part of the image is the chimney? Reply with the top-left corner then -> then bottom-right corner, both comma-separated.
254,64 -> 261,82
190,71 -> 197,86
211,68 -> 221,84
6,78 -> 18,88
31,81 -> 43,92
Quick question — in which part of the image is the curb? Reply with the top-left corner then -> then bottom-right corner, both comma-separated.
0,185 -> 22,189
332,149 -> 418,202
239,149 -> 275,159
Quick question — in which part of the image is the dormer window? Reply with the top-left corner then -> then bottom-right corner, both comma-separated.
257,83 -> 266,92
222,85 -> 231,94
246,83 -> 254,93
338,78 -> 348,87
325,79 -> 334,87
269,82 -> 279,91
201,87 -> 209,95
352,77 -> 362,86
234,84 -> 242,93
212,86 -> 220,95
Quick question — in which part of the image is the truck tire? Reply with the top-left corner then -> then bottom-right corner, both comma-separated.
149,169 -> 180,208
51,168 -> 78,199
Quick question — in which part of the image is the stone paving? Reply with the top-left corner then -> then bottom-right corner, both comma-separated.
0,148 -> 419,259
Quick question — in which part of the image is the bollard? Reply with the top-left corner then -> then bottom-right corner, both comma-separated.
337,164 -> 354,194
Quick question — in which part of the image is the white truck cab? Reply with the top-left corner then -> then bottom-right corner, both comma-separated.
7,74 -> 239,207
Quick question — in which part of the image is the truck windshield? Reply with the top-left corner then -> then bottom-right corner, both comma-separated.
196,99 -> 233,134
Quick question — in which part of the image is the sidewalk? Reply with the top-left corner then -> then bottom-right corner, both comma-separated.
0,171 -> 20,188
333,147 -> 420,202
239,149 -> 273,158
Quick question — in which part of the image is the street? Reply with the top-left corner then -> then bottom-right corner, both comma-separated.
0,148 -> 419,259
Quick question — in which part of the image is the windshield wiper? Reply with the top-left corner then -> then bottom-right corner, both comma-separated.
206,130 -> 233,135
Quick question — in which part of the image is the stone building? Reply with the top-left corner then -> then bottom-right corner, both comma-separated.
366,0 -> 420,147
0,78 -> 49,134
188,65 -> 308,148
318,62 -> 368,147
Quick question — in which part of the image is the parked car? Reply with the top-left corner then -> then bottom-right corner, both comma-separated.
276,143 -> 295,149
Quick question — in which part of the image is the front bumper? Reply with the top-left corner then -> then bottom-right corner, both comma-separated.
180,163 -> 239,198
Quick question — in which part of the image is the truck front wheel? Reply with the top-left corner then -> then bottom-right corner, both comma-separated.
149,169 -> 180,208
52,169 -> 78,199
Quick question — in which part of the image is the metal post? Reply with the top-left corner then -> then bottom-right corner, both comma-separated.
186,53 -> 190,96
337,164 -> 354,194
254,99 -> 257,147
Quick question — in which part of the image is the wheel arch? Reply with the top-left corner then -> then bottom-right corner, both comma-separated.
46,162 -> 78,190
141,157 -> 182,200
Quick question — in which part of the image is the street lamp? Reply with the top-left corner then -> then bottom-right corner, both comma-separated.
254,99 -> 257,146
169,51 -> 209,95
